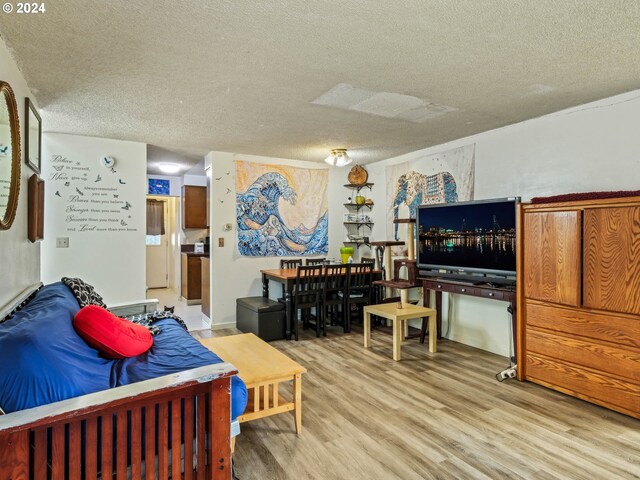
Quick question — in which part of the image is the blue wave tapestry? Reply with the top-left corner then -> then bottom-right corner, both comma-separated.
235,161 -> 329,256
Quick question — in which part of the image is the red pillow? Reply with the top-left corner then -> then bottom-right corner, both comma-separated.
73,305 -> 153,359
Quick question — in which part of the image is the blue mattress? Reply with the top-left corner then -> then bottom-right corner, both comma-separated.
0,283 -> 114,413
0,283 -> 247,420
113,318 -> 247,419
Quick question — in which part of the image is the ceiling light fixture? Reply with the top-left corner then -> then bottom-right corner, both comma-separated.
324,148 -> 353,167
158,163 -> 180,174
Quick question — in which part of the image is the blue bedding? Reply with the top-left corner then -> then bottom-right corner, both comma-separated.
0,283 -> 247,419
0,283 -> 113,413
113,318 -> 247,418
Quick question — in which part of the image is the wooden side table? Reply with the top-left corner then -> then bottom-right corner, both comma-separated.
363,303 -> 437,361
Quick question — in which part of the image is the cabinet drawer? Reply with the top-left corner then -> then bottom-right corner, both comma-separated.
479,289 -> 506,300
453,285 -> 476,295
424,281 -> 455,293
527,328 -> 640,382
526,353 -> 640,418
525,300 -> 640,349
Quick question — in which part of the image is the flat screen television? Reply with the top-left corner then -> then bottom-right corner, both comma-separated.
417,198 -> 518,277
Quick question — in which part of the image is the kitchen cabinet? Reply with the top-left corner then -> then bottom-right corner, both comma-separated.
181,253 -> 204,304
182,185 -> 207,229
201,256 -> 210,318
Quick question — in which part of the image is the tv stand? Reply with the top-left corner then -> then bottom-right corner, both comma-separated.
421,276 -> 517,362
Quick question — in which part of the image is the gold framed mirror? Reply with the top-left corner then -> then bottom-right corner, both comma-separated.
0,81 -> 21,230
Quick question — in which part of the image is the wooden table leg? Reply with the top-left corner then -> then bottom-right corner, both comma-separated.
428,313 -> 437,353
435,290 -> 443,339
363,310 -> 371,348
392,319 -> 401,361
294,373 -> 302,434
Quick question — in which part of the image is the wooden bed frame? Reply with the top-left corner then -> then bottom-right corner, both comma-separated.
0,283 -> 236,480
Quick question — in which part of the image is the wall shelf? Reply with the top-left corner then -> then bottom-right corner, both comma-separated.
344,183 -> 374,192
343,240 -> 371,249
343,183 -> 374,251
343,203 -> 373,210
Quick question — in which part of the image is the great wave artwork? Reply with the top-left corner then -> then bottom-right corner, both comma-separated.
235,161 -> 329,257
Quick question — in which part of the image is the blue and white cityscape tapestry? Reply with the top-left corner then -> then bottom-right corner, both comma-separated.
386,144 -> 476,250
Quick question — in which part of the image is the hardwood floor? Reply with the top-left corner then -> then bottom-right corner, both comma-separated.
192,327 -> 640,479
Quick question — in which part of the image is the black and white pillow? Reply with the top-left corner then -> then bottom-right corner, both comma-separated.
61,277 -> 107,309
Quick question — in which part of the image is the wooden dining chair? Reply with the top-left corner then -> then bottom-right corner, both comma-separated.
279,259 -> 302,297
292,265 -> 324,339
305,258 -> 326,265
361,257 -> 383,304
322,265 -> 345,332
280,259 -> 303,269
342,263 -> 373,332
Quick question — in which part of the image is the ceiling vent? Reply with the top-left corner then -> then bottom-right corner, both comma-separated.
312,83 -> 456,123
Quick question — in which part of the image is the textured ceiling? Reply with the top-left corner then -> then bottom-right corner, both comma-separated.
1,0 -> 640,169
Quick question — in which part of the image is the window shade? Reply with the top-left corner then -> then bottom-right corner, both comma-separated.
146,199 -> 165,235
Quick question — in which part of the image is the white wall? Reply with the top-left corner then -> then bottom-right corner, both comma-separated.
41,133 -> 147,305
207,151 -> 338,328
0,37 -> 40,307
367,89 -> 640,356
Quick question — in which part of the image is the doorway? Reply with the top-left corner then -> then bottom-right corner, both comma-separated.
146,198 -> 169,288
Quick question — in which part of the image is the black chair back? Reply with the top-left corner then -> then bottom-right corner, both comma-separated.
343,263 -> 373,332
280,259 -> 303,298
320,265 -> 344,331
305,258 -> 326,265
323,265 -> 344,302
345,263 -> 373,302
281,259 -> 302,269
293,265 -> 323,308
288,265 -> 324,338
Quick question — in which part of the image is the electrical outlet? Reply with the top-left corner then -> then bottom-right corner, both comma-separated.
496,366 -> 517,382
218,237 -> 224,247
56,237 -> 69,248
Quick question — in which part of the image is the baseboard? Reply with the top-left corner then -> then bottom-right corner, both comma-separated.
212,321 -> 236,331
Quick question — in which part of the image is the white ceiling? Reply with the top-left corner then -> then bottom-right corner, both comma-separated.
1,1 -> 640,170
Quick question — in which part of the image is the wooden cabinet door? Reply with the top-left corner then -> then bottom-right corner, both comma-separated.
201,257 -> 210,317
182,186 -> 207,229
181,254 -> 203,300
523,210 -> 581,306
583,206 -> 640,315
181,254 -> 188,298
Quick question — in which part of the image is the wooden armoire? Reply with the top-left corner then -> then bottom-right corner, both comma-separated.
517,196 -> 640,419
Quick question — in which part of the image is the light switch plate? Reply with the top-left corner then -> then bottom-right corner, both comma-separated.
56,237 -> 69,248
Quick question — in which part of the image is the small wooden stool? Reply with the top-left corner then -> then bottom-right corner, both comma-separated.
363,303 -> 437,361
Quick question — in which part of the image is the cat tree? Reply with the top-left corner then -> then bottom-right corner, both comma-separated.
371,218 -> 421,304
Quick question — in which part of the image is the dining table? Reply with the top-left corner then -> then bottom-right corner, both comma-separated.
260,265 -> 382,340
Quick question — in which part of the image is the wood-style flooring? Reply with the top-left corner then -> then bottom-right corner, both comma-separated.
191,327 -> 640,480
